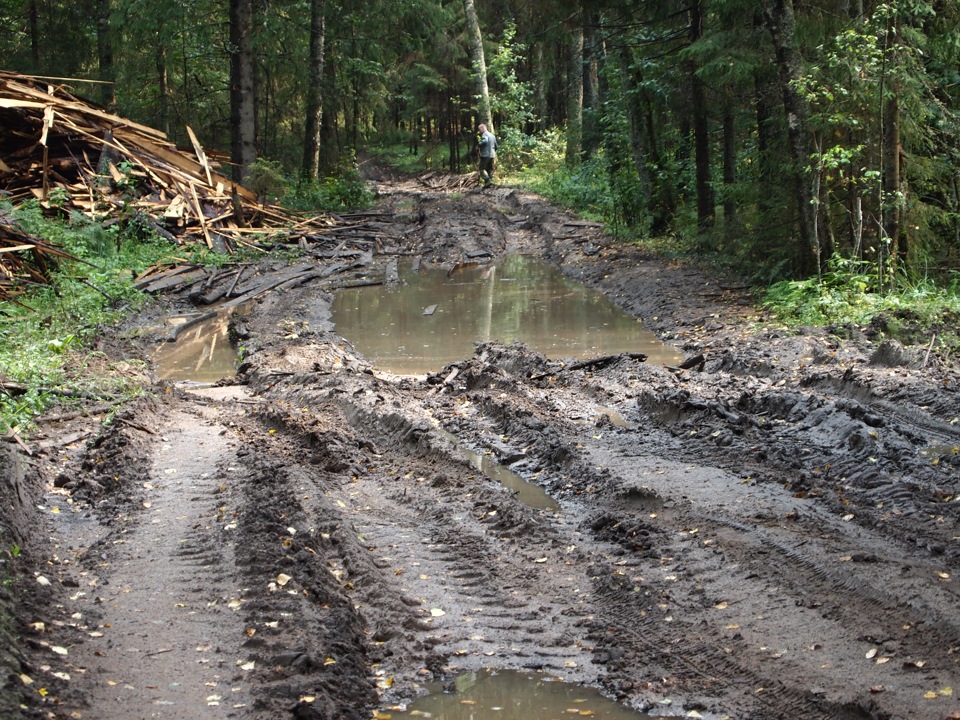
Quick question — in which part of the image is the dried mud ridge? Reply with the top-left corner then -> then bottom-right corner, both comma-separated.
3,179 -> 960,720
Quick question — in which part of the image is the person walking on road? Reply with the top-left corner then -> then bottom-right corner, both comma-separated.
477,123 -> 497,188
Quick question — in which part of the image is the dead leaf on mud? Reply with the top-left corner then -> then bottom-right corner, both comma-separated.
937,571 -> 951,580
714,601 -> 729,609
276,573 -> 292,586
866,648 -> 878,659
19,674 -> 33,686
238,660 -> 255,671
430,608 -> 446,617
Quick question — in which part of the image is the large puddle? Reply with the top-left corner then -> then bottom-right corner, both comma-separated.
383,669 -> 653,719
332,255 -> 681,375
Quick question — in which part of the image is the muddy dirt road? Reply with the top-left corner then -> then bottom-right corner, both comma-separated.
4,176 -> 960,720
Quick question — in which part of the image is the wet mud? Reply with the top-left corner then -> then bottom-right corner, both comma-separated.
3,178 -> 960,720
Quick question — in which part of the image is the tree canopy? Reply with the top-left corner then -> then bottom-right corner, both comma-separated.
2,0 -> 960,283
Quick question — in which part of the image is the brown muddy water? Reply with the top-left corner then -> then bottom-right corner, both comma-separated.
384,669 -> 653,719
153,310 -> 240,383
435,428 -> 560,511
332,255 -> 682,375
153,256 -> 680,383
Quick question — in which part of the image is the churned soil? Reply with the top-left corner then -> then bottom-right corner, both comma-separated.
2,174 -> 960,720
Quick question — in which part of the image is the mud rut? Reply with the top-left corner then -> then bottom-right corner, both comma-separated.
17,180 -> 960,720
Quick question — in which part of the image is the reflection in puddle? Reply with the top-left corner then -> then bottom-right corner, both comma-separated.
153,311 -> 241,383
390,669 -> 652,719
437,429 -> 559,511
332,255 -> 682,375
919,444 -> 959,459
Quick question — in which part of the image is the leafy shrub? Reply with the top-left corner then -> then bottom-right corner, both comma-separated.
285,172 -> 375,213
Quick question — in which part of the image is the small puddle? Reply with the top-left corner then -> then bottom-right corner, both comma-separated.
332,255 -> 682,375
919,444 -> 959,460
153,309 -> 244,383
437,429 -> 559,511
387,668 -> 653,719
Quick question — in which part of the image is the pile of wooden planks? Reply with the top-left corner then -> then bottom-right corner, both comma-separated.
0,71 -> 343,254
0,71 -> 407,299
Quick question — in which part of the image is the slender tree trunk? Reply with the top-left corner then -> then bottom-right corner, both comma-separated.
230,0 -> 257,183
582,12 -> 601,157
690,0 -> 713,232
463,0 -> 492,130
156,42 -> 170,136
882,90 -> 901,265
753,13 -> 778,229
96,0 -> 115,108
881,17 -> 902,268
763,0 -> 818,275
565,16 -> 584,167
614,47 -> 651,199
301,0 -> 327,180
722,98 -> 737,234
645,106 -> 675,234
28,0 -> 40,69
532,43 -> 547,134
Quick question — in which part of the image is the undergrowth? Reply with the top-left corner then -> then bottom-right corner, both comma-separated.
763,258 -> 960,353
0,201 -> 176,434
245,158 -> 376,212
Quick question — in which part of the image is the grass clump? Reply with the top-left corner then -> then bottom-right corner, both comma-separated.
763,258 -> 960,353
0,201 -> 176,434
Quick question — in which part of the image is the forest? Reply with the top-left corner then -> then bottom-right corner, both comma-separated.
3,0 -> 960,287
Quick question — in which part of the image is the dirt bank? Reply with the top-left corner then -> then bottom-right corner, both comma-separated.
3,176 -> 960,720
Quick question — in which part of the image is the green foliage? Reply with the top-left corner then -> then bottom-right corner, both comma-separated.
286,172 -> 375,213
244,158 -> 374,212
488,23 -> 534,131
519,145 -> 613,223
0,204 -> 175,433
764,255 -> 960,348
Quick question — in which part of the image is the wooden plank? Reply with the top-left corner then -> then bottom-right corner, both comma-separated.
185,125 -> 214,187
0,98 -> 46,109
143,268 -> 208,293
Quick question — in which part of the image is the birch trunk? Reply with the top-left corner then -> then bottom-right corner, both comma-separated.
463,0 -> 492,131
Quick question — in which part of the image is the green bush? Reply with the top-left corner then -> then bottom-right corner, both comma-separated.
285,172 -> 375,213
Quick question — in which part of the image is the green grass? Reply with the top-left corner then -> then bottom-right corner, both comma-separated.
0,202 -> 183,434
763,259 -> 960,353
